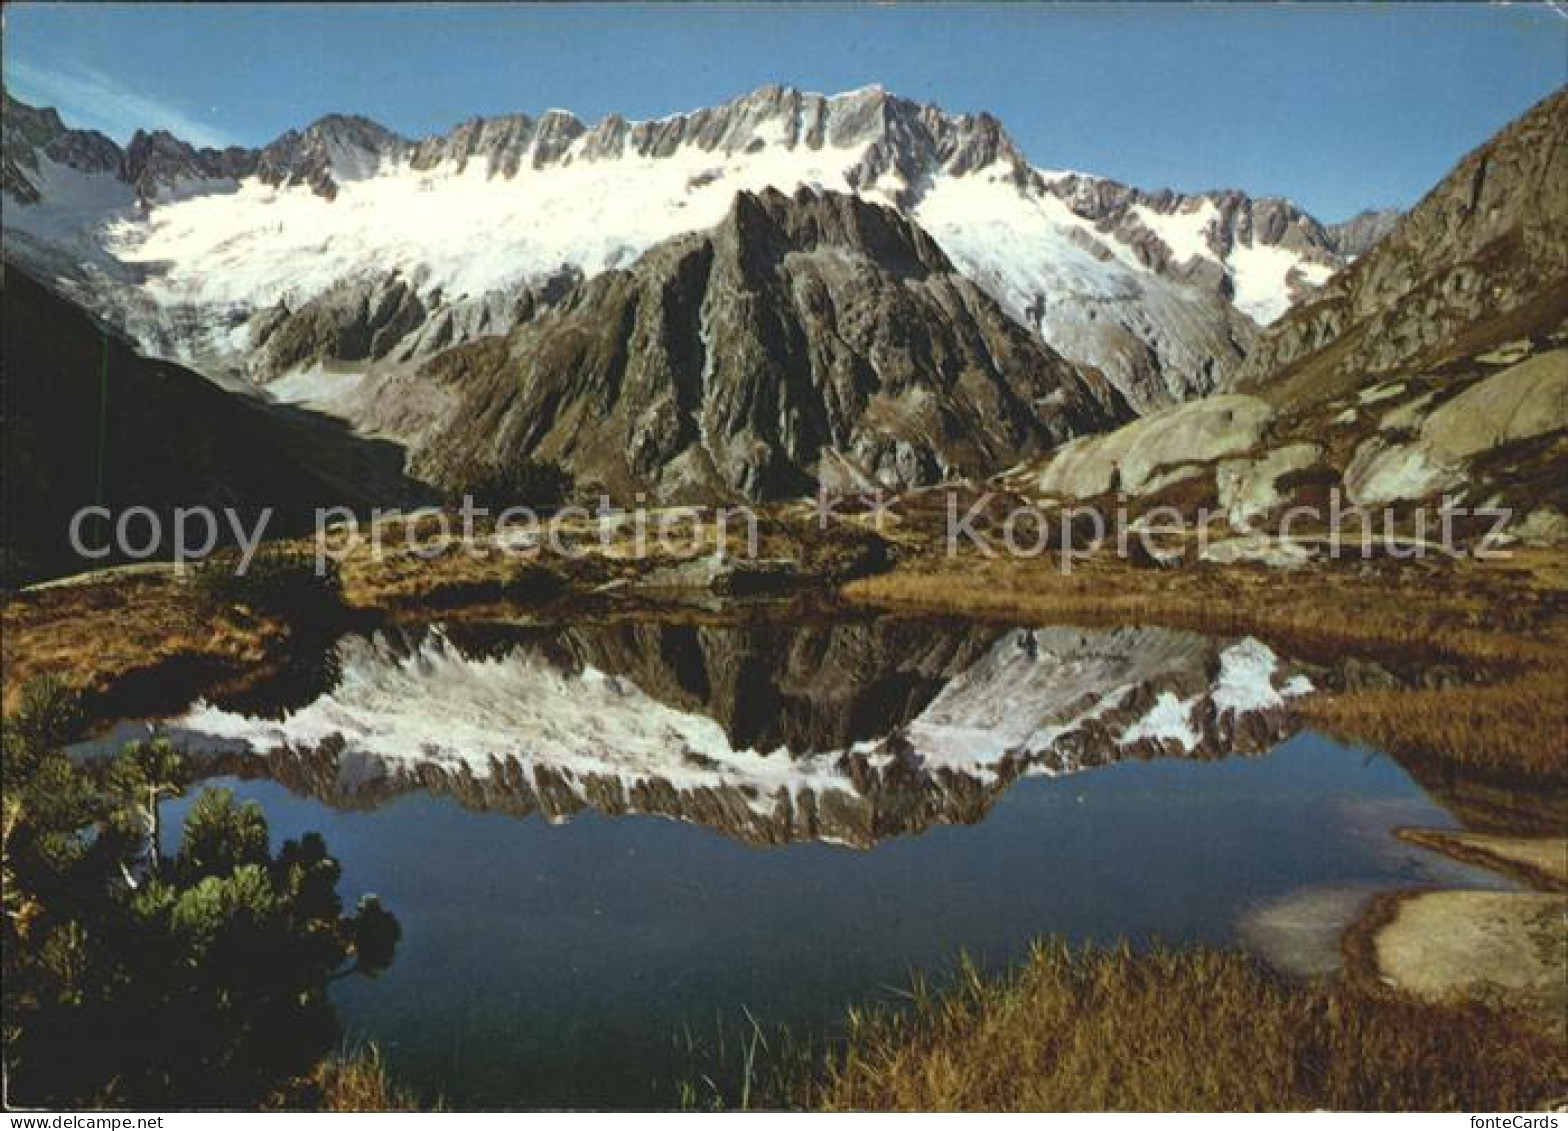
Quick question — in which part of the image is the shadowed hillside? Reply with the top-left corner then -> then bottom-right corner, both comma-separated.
1,266 -> 424,584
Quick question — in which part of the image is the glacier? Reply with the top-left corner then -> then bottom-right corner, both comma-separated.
3,84 -> 1347,413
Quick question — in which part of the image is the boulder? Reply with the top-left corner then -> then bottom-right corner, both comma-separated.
1346,350 -> 1568,505
1420,350 -> 1568,459
1343,437 -> 1460,507
1217,442 -> 1322,525
1035,394 -> 1273,498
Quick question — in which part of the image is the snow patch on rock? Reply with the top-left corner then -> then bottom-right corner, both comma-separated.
1119,691 -> 1201,751
1214,638 -> 1313,717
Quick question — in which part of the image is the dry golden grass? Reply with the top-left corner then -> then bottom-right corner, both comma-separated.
781,942 -> 1565,1112
275,1045 -> 424,1112
1303,668 -> 1568,782
0,572 -> 290,717
0,509 -> 811,723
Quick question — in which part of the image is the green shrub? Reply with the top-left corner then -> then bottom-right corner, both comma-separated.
191,544 -> 342,618
2,697 -> 401,1108
444,455 -> 575,511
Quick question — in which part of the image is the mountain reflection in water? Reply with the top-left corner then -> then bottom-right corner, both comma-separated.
158,619 -> 1314,847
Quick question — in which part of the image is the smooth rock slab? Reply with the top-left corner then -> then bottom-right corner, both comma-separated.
1036,394 -> 1273,498
1345,350 -> 1568,505
1217,442 -> 1322,525
1373,891 -> 1567,1037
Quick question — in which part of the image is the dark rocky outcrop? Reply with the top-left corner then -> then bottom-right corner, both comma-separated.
2,90 -> 120,202
1231,89 -> 1568,398
1324,208 -> 1401,259
178,620 -> 1311,848
403,187 -> 1131,500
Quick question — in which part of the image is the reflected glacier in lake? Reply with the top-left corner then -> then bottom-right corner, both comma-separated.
162,619 -> 1311,846
120,617 -> 1502,1108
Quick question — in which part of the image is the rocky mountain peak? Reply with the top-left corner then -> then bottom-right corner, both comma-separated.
2,84 -> 1366,416
718,186 -> 954,279
399,186 -> 1131,501
256,113 -> 409,198
123,129 -> 199,198
3,89 -> 121,201
1232,87 -> 1568,394
3,89 -> 66,149
217,84 -> 1037,200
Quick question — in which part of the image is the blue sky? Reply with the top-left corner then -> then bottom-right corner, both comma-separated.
4,2 -> 1563,220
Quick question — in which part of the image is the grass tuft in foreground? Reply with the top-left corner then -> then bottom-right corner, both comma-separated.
772,942 -> 1564,1112
275,1045 -> 425,1112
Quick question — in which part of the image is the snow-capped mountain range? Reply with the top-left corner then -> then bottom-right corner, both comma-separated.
4,84 -> 1363,413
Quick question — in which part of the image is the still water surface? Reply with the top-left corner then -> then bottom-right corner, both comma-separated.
146,618 -> 1495,1108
